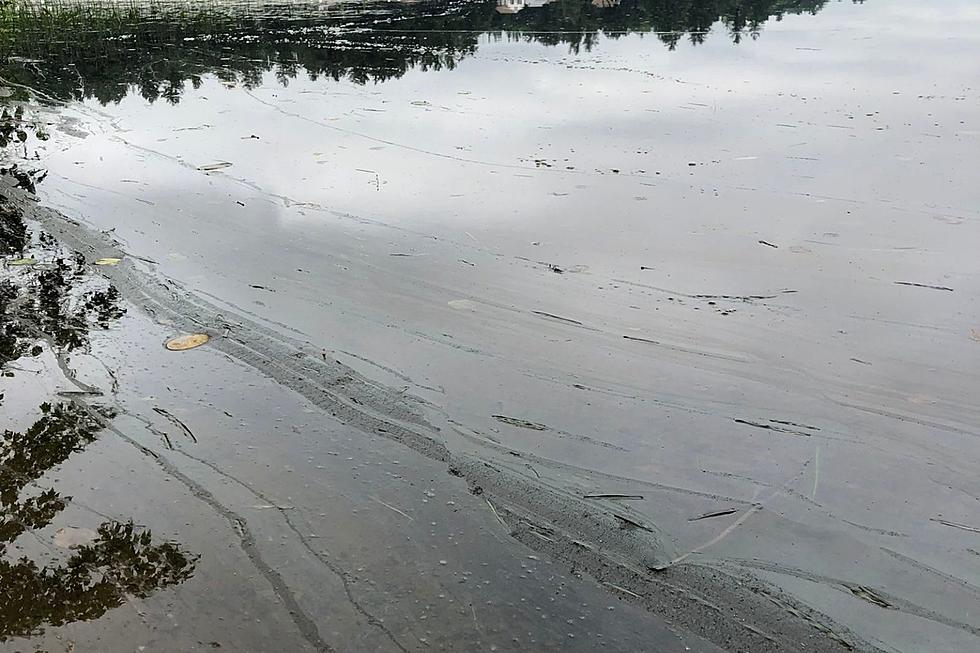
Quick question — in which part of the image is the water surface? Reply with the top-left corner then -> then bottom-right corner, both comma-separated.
1,1 -> 979,651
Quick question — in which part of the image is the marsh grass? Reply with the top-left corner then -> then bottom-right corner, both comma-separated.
0,1 -> 245,56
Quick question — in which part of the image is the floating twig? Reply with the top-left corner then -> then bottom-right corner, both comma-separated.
603,582 -> 641,598
153,406 -> 197,443
486,498 -> 506,526
531,310 -> 583,326
895,281 -> 953,292
372,497 -> 413,521
931,518 -> 980,534
689,508 -> 739,522
583,493 -> 644,500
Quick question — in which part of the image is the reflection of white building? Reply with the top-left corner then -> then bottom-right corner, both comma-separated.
495,0 -> 554,15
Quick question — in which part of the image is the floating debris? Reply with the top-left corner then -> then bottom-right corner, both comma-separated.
930,518 -> 980,534
583,493 -> 644,500
846,585 -> 895,609
531,310 -> 584,326
165,333 -> 210,351
768,419 -> 820,431
614,514 -> 654,532
894,281 -> 953,292
94,257 -> 122,266
53,526 -> 99,549
197,161 -> 233,172
689,508 -> 739,522
603,582 -> 641,598
153,406 -> 198,443
733,418 -> 812,437
493,415 -> 548,431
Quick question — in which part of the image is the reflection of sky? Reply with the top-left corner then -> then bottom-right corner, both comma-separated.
27,6 -> 980,651
72,0 -> 977,235
42,0 -> 976,361
36,6 -> 980,636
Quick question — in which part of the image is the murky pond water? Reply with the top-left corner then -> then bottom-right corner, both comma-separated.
1,1 -> 978,651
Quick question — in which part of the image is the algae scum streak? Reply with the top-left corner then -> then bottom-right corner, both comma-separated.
1,0 -> 978,651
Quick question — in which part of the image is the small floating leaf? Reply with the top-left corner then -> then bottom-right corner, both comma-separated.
165,333 -> 210,351
94,257 -> 122,266
7,258 -> 36,266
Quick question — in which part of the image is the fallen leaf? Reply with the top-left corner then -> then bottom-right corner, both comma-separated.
53,527 -> 98,549
94,257 -> 122,266
165,333 -> 210,351
6,258 -> 36,266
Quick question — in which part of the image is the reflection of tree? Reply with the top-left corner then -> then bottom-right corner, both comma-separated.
0,0 -> 834,105
0,200 -> 26,255
0,196 -> 125,366
489,0 -> 828,50
1,193 -> 196,640
36,257 -> 125,351
0,403 -> 197,641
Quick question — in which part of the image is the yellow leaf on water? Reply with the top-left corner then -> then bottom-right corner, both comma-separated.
165,333 -> 210,351
6,258 -> 36,266
95,257 -> 122,266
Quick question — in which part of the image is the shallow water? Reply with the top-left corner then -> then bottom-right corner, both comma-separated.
1,1 -> 979,651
